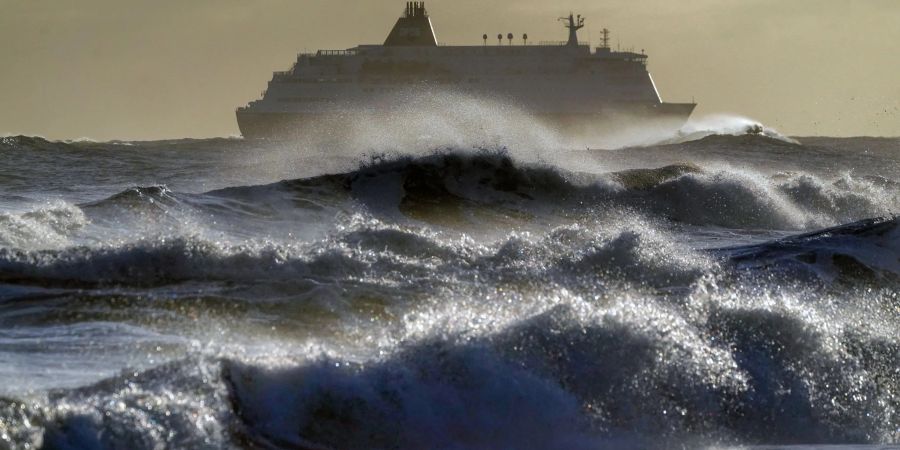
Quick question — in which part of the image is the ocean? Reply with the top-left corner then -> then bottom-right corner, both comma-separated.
0,119 -> 897,449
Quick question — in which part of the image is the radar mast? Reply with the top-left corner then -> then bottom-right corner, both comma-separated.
599,28 -> 611,49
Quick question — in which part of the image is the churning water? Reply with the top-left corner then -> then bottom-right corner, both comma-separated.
0,118 -> 898,449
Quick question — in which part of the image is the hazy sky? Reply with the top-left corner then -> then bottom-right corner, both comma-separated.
2,0 -> 898,140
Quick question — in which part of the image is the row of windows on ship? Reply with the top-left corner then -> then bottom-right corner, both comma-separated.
272,71 -> 642,85
313,46 -> 596,58
275,87 -> 648,102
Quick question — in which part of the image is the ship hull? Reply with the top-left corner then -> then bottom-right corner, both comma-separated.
236,102 -> 696,143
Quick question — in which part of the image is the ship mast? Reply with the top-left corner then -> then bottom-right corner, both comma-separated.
599,28 -> 611,49
558,13 -> 585,46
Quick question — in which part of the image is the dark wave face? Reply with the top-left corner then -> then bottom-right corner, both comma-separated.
0,129 -> 898,449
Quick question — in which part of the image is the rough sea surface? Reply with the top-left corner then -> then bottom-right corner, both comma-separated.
0,118 -> 898,449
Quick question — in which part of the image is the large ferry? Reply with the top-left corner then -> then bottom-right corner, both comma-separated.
236,2 -> 695,140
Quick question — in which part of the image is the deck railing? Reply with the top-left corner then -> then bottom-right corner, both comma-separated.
537,40 -> 590,46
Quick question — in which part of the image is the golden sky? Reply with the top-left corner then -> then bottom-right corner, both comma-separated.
1,0 -> 898,140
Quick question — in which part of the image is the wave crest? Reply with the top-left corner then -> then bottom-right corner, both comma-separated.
38,150 -> 895,236
726,216 -> 900,284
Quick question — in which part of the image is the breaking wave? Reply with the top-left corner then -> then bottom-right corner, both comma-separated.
1,136 -> 898,449
3,277 -> 897,448
667,114 -> 800,145
61,150 -> 896,231
1,150 -> 897,284
0,215 -> 715,292
236,150 -> 898,230
0,202 -> 87,250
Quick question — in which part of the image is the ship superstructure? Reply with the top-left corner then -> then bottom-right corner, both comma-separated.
237,2 -> 695,140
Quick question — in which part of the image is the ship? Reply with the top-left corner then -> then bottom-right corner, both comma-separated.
236,2 -> 696,141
